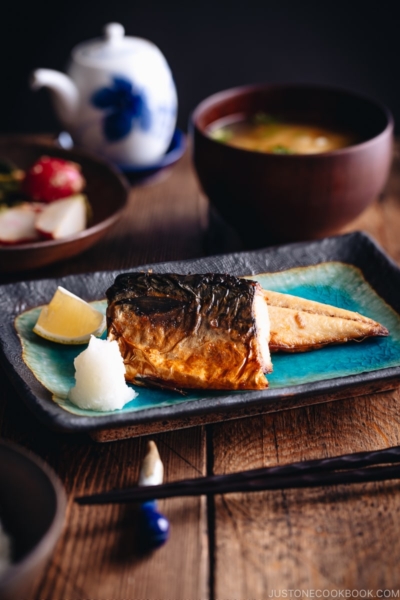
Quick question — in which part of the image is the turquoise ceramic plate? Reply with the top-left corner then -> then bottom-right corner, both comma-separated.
1,232 -> 400,434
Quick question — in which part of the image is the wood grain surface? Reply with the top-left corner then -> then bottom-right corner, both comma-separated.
1,139 -> 400,599
212,392 -> 400,598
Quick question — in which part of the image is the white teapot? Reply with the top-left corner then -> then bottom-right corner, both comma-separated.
31,23 -> 178,168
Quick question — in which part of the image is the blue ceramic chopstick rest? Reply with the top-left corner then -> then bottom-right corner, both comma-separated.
138,501 -> 170,550
138,441 -> 170,550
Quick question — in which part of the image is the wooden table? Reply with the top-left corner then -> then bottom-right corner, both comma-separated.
1,142 -> 400,599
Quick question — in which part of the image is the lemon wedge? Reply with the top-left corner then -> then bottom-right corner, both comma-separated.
33,286 -> 106,344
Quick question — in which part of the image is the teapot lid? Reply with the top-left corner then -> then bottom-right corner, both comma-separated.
72,23 -> 157,65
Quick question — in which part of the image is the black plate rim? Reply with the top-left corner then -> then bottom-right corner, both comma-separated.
1,231 -> 400,433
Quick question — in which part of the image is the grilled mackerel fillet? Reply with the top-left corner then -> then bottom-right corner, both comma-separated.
263,290 -> 389,352
106,273 -> 272,391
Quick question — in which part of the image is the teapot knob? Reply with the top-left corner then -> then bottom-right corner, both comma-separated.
103,22 -> 125,44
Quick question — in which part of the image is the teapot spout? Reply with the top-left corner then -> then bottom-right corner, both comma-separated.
31,69 -> 79,128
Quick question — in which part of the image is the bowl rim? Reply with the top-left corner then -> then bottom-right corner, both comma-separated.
191,82 -> 394,158
0,439 -> 66,592
0,138 -> 130,253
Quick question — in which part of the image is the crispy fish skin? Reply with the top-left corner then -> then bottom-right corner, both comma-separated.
263,290 -> 389,352
106,273 -> 270,391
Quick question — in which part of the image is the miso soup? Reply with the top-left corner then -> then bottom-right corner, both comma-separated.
208,113 -> 358,155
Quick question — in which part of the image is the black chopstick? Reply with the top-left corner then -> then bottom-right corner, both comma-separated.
75,445 -> 400,505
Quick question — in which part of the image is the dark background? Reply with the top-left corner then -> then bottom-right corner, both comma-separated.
1,0 -> 399,134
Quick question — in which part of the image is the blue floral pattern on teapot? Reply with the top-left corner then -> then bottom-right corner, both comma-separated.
91,77 -> 151,142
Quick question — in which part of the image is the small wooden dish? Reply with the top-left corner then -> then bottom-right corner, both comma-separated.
0,440 -> 66,600
0,136 -> 129,272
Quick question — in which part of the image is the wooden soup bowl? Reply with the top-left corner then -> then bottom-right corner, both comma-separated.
191,84 -> 393,246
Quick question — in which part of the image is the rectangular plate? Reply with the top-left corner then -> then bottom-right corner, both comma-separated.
1,231 -> 400,439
